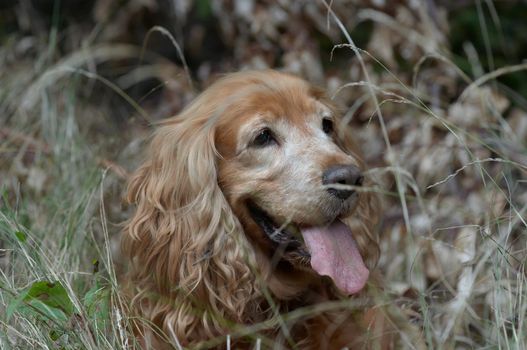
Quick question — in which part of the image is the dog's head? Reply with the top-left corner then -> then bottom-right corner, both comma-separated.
215,72 -> 379,295
123,70 -> 379,343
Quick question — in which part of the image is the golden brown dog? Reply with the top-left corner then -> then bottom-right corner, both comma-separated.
122,70 -> 419,349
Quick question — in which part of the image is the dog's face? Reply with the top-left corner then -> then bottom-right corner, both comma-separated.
215,73 -> 371,294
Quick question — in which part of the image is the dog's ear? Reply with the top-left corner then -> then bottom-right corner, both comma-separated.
122,115 -> 259,343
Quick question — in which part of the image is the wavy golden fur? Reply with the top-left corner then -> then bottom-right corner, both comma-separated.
122,70 -> 414,349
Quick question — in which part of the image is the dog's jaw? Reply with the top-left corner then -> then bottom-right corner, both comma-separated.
244,199 -> 369,295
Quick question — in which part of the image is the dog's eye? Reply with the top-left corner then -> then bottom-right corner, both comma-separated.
252,128 -> 276,147
322,118 -> 334,134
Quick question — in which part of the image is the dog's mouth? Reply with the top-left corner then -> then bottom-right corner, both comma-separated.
247,202 -> 305,248
247,201 -> 369,295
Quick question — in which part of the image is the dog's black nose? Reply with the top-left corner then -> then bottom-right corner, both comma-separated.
322,164 -> 363,200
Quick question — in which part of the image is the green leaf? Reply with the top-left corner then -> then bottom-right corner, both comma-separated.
84,284 -> 110,329
92,259 -> 99,273
15,230 -> 26,243
23,299 -> 69,323
6,292 -> 26,321
49,329 -> 61,341
24,281 -> 75,317
84,285 -> 109,313
6,292 -> 66,323
7,280 -> 75,323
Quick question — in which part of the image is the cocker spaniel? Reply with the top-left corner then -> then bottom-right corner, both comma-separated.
122,70 -> 417,349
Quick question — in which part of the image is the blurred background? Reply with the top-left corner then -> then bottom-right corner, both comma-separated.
0,1 -> 526,349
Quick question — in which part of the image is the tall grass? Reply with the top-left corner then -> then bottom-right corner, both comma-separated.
0,72 -> 130,348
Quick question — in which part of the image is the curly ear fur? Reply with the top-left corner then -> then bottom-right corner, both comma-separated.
122,113 -> 261,345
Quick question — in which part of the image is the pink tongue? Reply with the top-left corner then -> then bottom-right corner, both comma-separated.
301,220 -> 369,295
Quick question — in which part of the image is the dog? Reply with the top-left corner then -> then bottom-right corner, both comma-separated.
122,70 -> 419,349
